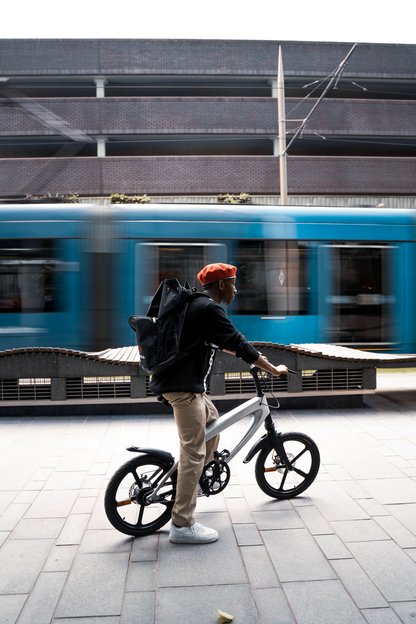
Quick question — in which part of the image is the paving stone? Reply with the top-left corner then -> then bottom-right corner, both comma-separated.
347,540 -> 416,601
358,478 -> 416,504
86,491 -> 112,530
43,471 -> 87,490
309,481 -> 370,522
315,432 -> 404,480
156,584 -> 259,624
10,517 -> 65,540
0,531 -> 10,547
361,607 -> 402,623
70,496 -> 96,514
391,601 -> 416,623
356,498 -> 390,516
12,490 -> 38,505
56,514 -> 90,546
79,529 -> 132,553
405,548 -> 416,562
55,552 -> 130,618
121,591 -> 155,624
240,484 -> 292,512
290,495 -> 313,507
296,505 -> 334,535
261,528 -> 336,582
382,439 -> 416,460
158,513 -> 246,587
314,534 -> 353,559
330,519 -> 390,543
0,504 -> 30,531
55,450 -> 94,472
43,545 -> 78,572
131,533 -> 159,562
340,480 -> 372,499
24,490 -> 78,519
89,463 -> 110,475
331,559 -> 388,608
0,539 -> 54,594
225,497 -> 254,524
126,561 -> 157,592
18,571 -> 67,624
253,587 -> 295,624
0,594 -> 27,624
325,465 -> 352,480
386,502 -> 416,533
283,579 -> 365,624
52,618 -> 119,624
240,545 -> 280,589
252,509 -> 304,531
233,523 -> 263,546
374,515 -> 416,548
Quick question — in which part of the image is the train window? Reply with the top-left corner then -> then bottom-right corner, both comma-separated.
0,239 -> 63,314
232,240 -> 309,315
328,245 -> 394,345
135,242 -> 227,310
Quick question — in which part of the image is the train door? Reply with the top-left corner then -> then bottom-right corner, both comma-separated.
319,244 -> 398,348
134,242 -> 227,315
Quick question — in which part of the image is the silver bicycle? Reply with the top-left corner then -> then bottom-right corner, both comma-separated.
105,367 -> 320,536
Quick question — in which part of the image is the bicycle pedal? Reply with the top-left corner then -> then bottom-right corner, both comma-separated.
214,449 -> 230,461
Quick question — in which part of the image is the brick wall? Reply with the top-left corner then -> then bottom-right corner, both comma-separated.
1,97 -> 415,137
1,39 -> 416,78
2,156 -> 415,197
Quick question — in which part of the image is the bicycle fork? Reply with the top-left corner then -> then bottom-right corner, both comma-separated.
242,413 -> 292,469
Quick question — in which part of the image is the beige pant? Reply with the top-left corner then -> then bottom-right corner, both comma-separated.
163,392 -> 220,527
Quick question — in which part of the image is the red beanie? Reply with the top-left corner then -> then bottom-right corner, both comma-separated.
197,263 -> 237,286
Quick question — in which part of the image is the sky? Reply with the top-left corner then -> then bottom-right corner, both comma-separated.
3,0 -> 415,44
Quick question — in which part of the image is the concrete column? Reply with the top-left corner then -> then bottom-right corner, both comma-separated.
268,79 -> 278,98
287,371 -> 302,393
362,367 -> 377,390
93,78 -> 108,98
96,137 -> 108,158
209,373 -> 225,396
272,138 -> 279,156
131,375 -> 147,398
51,378 -> 66,401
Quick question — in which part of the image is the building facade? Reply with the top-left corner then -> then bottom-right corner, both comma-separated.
0,39 -> 416,201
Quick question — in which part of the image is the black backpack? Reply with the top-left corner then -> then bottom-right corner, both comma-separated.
129,278 -> 210,375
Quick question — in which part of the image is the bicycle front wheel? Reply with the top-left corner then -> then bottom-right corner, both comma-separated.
104,454 -> 177,536
255,432 -> 320,499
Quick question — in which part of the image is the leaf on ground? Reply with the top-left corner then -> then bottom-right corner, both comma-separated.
217,608 -> 234,622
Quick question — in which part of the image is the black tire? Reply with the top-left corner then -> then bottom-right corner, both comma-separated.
255,432 -> 320,499
104,454 -> 177,537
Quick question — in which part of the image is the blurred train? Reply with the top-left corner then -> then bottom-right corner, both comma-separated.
1,203 -> 415,353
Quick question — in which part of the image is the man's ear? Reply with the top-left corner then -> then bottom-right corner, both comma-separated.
218,280 -> 225,291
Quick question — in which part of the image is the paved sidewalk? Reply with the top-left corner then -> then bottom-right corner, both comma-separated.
1,375 -> 416,624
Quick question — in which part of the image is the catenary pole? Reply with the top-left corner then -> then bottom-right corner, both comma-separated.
277,46 -> 288,206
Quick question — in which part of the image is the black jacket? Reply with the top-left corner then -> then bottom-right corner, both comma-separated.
149,295 -> 259,395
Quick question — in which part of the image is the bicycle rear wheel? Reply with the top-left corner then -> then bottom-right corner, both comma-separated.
104,454 -> 177,536
255,432 -> 320,499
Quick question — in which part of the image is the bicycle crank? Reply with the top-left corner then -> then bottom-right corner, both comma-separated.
199,451 -> 231,496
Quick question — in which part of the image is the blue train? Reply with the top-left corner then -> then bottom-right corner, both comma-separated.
1,203 -> 415,353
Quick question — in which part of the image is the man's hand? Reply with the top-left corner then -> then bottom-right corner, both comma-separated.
273,364 -> 289,377
253,355 -> 288,378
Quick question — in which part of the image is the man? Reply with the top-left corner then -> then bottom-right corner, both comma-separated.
150,263 -> 288,544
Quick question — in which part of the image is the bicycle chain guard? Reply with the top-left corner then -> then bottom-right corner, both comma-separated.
199,450 -> 231,496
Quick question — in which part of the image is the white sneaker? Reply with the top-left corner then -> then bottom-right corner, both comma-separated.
169,522 -> 218,544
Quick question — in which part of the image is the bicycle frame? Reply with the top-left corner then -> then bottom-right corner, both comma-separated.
146,368 -> 289,503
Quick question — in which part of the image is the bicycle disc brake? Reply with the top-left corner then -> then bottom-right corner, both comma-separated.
199,451 -> 231,496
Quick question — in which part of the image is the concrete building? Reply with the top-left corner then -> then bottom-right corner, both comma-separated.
0,39 -> 416,203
